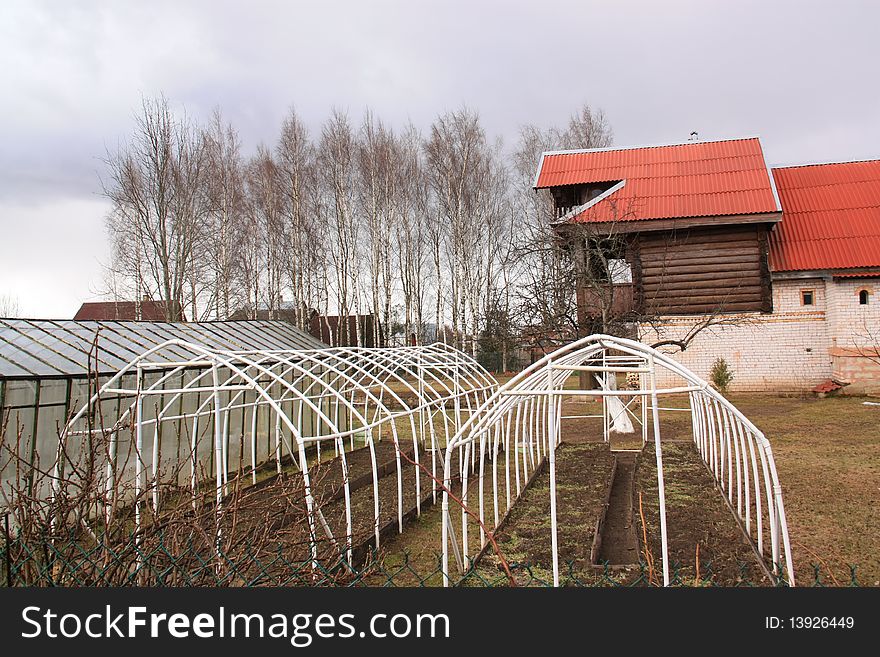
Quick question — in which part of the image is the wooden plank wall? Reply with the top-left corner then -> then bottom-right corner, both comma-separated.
633,224 -> 773,315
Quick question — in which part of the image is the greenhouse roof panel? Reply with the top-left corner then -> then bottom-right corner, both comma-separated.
0,319 -> 326,379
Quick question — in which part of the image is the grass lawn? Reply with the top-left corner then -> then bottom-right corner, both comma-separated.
561,391 -> 880,585
722,393 -> 880,586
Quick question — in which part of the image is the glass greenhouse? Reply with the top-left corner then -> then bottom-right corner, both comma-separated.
0,319 -> 326,495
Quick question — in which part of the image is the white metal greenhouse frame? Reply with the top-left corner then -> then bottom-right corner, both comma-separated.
440,334 -> 795,587
59,340 -> 496,564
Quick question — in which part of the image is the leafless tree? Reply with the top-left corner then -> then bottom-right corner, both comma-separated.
319,110 -> 360,346
203,108 -> 246,320
562,105 -> 613,152
357,111 -> 398,347
511,105 -> 615,353
0,294 -> 21,318
277,108 -> 322,331
241,146 -> 286,317
103,96 -> 209,321
98,97 -> 706,366
395,125 -> 430,345
426,108 -> 507,356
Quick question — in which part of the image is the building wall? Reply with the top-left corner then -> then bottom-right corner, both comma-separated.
826,279 -> 879,349
826,279 -> 880,393
638,279 -> 832,391
633,224 -> 772,315
639,277 -> 880,392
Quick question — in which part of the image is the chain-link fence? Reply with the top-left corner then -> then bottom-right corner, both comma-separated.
1,520 -> 862,587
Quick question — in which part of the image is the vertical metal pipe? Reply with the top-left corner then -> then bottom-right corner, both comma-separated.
274,413 -> 282,474
250,399 -> 258,485
151,423 -> 160,513
211,365 -> 224,527
460,441 -> 470,560
190,415 -> 199,508
547,372 -> 560,587
746,432 -> 763,554
477,430 -> 486,547
221,408 -> 230,495
492,421 -> 501,527
366,432 -> 380,549
647,355 -> 670,586
134,367 -> 144,570
27,380 -> 41,497
732,417 -> 743,515
513,401 -> 522,496
504,407 -> 512,510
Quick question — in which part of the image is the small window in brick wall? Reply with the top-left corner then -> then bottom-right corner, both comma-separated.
859,289 -> 870,305
801,289 -> 815,306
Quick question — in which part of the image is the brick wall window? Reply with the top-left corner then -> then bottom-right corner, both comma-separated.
801,289 -> 815,306
859,289 -> 870,305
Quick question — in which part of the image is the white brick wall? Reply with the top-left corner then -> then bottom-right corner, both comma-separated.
826,279 -> 880,392
826,279 -> 880,350
639,279 -> 833,391
638,277 -> 880,392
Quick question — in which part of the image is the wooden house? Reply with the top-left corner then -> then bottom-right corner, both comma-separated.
534,137 -> 880,392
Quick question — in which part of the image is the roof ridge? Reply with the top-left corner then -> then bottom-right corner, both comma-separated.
540,135 -> 762,158
772,158 -> 880,170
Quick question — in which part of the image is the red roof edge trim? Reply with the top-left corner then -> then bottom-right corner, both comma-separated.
762,151 -> 783,213
832,272 -> 880,279
771,157 -> 880,171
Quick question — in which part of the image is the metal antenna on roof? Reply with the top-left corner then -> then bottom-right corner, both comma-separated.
689,131 -> 700,141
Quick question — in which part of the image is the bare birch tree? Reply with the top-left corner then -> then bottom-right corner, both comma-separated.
104,96 -> 208,321
277,107 -> 322,331
204,108 -> 245,320
395,125 -> 430,344
242,146 -> 286,317
357,111 -> 398,347
426,108 -> 499,353
319,110 -> 360,346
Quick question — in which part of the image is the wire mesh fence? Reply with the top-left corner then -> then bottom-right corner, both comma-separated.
0,520 -> 862,587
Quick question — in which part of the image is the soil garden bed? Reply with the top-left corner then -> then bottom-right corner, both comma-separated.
634,441 -> 770,586
166,440 -> 441,583
468,442 -> 614,586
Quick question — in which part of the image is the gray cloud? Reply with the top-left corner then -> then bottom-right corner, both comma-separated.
1,0 -> 879,315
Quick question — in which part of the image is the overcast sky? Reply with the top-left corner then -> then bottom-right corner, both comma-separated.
1,0 -> 878,318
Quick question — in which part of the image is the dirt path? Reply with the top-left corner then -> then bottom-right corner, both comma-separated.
597,452 -> 639,565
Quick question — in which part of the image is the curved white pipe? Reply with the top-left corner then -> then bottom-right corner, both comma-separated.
441,334 -> 795,587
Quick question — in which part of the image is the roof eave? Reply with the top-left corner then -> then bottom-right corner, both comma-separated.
554,211 -> 782,233
772,267 -> 880,279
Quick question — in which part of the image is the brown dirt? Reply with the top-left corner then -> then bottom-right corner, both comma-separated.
635,441 -> 769,586
598,452 -> 640,565
474,442 -> 614,585
204,441 -> 430,571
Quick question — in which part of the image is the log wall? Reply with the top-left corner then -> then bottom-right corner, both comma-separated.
633,224 -> 772,315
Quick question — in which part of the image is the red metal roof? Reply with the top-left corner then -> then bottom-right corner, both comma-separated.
535,137 -> 780,223
833,272 -> 880,279
74,300 -> 186,322
769,160 -> 880,272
